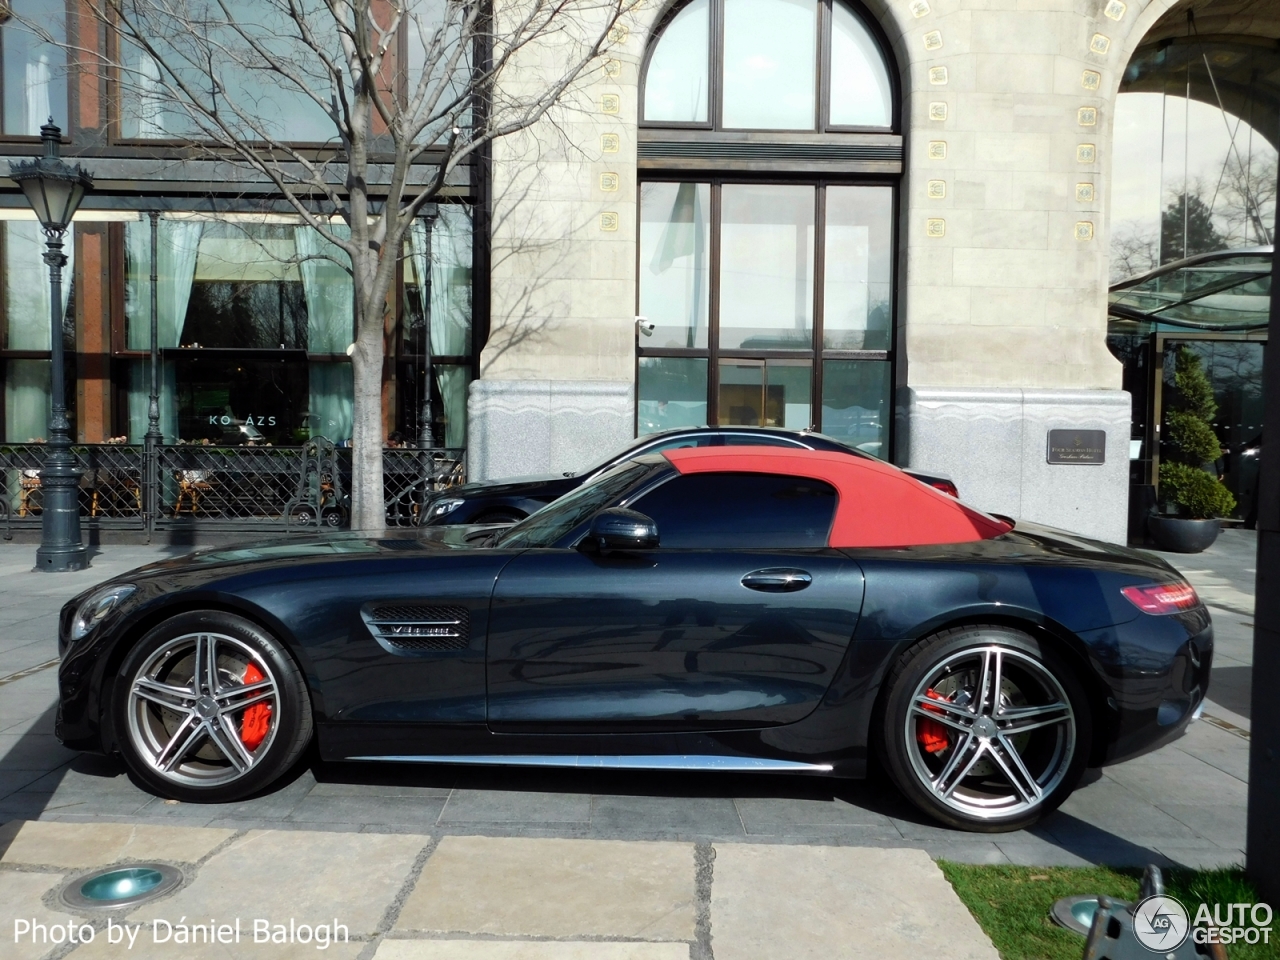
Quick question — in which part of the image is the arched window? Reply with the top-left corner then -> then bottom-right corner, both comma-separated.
636,0 -> 900,455
642,0 -> 894,131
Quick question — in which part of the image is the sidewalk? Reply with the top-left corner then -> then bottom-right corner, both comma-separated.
0,532 -> 1257,872
1,820 -> 999,960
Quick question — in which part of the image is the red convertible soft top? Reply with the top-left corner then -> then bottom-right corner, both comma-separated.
662,447 -> 1013,548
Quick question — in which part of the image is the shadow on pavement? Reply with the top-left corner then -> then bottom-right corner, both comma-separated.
1208,665 -> 1252,719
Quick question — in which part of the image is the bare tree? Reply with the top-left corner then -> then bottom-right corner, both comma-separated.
1109,219 -> 1159,283
29,0 -> 633,530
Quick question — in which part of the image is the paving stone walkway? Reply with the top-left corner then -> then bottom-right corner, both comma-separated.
0,531 -> 1258,869
1,820 -> 999,960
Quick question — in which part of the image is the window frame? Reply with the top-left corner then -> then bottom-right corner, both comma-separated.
638,0 -> 899,135
634,175 -> 897,455
0,0 -> 73,142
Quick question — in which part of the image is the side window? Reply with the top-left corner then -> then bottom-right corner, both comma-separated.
630,472 -> 836,548
636,436 -> 714,455
717,434 -> 807,448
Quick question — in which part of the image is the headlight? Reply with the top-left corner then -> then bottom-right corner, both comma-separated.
70,584 -> 137,642
428,498 -> 465,519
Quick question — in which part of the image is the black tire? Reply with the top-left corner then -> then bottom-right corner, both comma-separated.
473,508 -> 525,525
114,610 -> 313,803
878,624 -> 1091,832
291,506 -> 316,526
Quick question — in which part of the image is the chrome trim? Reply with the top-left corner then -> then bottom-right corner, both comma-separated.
1191,700 -> 1206,722
345,754 -> 834,772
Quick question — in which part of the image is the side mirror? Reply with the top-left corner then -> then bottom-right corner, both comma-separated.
582,508 -> 659,553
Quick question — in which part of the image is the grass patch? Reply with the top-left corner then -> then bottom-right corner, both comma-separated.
939,862 -> 1278,960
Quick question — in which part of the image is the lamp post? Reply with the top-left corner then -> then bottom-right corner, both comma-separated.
143,211 -> 162,534
8,120 -> 93,572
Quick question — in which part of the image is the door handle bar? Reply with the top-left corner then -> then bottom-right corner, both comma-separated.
741,568 -> 813,592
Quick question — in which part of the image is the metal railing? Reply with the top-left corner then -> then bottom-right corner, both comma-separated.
0,442 -> 465,538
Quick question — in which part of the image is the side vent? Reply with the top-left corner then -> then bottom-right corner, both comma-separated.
361,604 -> 470,652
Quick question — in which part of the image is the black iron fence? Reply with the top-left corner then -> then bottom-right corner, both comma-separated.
0,441 -> 465,538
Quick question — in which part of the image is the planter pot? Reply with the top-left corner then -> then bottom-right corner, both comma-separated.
1147,515 -> 1221,553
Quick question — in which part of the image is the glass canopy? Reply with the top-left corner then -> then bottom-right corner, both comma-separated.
1107,248 -> 1272,334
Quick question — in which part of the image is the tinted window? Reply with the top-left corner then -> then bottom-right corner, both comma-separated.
718,433 -> 807,448
630,472 -> 836,548
499,462 -> 653,548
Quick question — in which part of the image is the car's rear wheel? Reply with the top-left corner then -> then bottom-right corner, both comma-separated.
115,611 -> 312,802
879,625 -> 1091,832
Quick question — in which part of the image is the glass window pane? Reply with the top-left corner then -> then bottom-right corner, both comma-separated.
117,1 -> 334,142
404,207 -> 473,356
2,0 -> 67,136
823,186 -> 893,350
6,221 -> 72,350
719,184 -> 814,349
638,357 -> 708,435
643,0 -> 709,123
722,0 -> 817,130
3,359 -> 49,442
172,356 -> 311,444
632,473 -> 836,548
718,359 -> 811,428
640,183 -> 711,348
821,359 -> 890,457
829,2 -> 892,128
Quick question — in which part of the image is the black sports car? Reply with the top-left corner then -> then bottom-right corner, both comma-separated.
420,426 -> 959,525
56,447 -> 1211,832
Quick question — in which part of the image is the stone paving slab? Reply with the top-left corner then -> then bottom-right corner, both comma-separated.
0,820 -> 234,869
710,844 -> 1000,960
396,836 -> 696,941
376,944 -> 690,960
0,821 -> 1001,960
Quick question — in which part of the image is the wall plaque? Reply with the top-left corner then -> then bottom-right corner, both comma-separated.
1047,429 -> 1106,464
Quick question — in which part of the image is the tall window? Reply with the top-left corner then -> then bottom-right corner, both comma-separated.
637,0 -> 897,456
1,0 -> 68,136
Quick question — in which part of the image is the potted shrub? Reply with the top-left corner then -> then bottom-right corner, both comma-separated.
1149,346 -> 1236,552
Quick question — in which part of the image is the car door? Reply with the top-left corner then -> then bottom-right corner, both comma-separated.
486,471 -> 865,730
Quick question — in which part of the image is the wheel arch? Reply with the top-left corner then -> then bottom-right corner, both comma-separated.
98,594 -> 316,754
867,610 -> 1114,770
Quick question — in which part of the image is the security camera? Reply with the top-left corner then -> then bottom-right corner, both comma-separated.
636,316 -> 655,337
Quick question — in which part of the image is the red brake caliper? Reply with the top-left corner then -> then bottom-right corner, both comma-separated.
239,663 -> 272,751
917,688 -> 952,755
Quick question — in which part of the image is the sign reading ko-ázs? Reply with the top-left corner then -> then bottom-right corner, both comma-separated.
1046,429 -> 1106,465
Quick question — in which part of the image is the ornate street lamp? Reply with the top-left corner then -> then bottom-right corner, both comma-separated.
8,120 -> 92,571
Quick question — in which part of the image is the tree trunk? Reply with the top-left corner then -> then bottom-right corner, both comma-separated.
349,336 -> 386,532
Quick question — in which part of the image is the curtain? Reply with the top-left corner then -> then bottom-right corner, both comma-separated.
296,224 -> 354,443
295,223 -> 352,353
3,360 -> 50,442
123,218 -> 201,441
434,365 -> 470,448
24,54 -> 50,136
125,218 -> 203,350
5,220 -> 73,350
307,362 -> 353,443
137,52 -> 165,138
408,208 -> 472,357
126,360 -> 178,443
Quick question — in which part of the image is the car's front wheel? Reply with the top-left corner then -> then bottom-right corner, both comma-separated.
879,625 -> 1091,832
115,610 -> 312,802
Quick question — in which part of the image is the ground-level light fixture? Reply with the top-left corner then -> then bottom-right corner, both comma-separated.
60,863 -> 183,910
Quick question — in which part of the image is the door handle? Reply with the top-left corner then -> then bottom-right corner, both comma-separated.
741,568 -> 813,592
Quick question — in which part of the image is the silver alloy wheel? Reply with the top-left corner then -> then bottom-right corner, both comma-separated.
125,632 -> 279,788
903,644 -> 1076,821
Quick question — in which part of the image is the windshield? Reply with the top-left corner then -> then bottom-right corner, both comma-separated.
498,461 -> 653,548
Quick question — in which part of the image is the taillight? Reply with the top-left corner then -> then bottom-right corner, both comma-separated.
929,479 -> 959,498
1121,581 -> 1200,615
